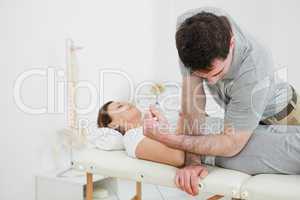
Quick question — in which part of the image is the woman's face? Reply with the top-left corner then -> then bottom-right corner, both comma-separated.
107,101 -> 142,131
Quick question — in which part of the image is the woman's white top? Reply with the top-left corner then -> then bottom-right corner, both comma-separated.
123,127 -> 145,158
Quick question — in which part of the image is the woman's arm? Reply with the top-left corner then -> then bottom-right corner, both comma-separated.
135,137 -> 185,167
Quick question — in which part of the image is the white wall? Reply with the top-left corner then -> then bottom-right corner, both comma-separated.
1,0 -> 300,200
0,0 -> 156,199
151,0 -> 300,115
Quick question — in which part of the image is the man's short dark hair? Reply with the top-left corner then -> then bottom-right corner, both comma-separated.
176,12 -> 232,71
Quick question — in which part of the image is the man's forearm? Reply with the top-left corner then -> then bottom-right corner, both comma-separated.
156,133 -> 237,157
182,116 -> 205,165
176,115 -> 203,165
180,75 -> 206,164
184,151 -> 202,165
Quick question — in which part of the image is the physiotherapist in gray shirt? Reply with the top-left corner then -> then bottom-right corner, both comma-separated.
144,7 -> 300,196
175,7 -> 300,195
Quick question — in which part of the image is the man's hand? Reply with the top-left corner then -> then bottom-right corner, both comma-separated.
175,165 -> 208,196
143,105 -> 170,140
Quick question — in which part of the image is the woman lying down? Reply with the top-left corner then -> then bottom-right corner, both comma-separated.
97,101 -> 300,176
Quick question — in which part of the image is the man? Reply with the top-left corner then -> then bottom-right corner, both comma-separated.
145,7 -> 300,196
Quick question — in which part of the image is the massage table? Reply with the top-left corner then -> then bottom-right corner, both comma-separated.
73,148 -> 300,200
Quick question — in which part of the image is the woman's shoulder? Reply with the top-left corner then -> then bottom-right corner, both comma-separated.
123,127 -> 145,158
125,127 -> 143,135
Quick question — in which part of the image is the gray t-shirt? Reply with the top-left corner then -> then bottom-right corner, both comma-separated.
201,117 -> 300,175
177,7 -> 292,132
215,125 -> 300,175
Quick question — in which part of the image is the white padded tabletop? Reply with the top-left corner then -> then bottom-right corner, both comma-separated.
241,174 -> 300,199
74,148 -> 251,198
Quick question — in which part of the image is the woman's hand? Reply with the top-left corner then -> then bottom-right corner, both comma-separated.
143,105 -> 170,140
149,105 -> 168,124
175,165 -> 208,196
143,111 -> 159,140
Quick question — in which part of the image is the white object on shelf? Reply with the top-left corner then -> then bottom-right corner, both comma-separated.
92,182 -> 119,200
93,187 -> 109,199
35,169 -> 117,200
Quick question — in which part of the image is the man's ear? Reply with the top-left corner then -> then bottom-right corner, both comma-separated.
230,36 -> 235,49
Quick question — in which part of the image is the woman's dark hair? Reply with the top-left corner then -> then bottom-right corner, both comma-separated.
97,101 -> 114,128
97,101 -> 125,134
176,12 -> 232,71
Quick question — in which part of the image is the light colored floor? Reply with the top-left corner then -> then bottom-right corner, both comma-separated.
115,179 -> 230,200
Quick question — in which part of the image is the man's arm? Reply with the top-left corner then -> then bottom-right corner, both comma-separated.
142,74 -> 208,196
145,106 -> 252,157
172,74 -> 207,196
173,75 -> 271,157
154,128 -> 252,157
179,75 -> 206,165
